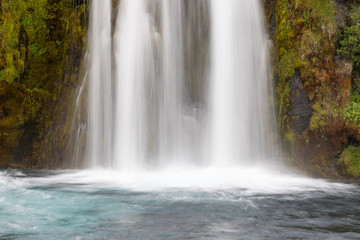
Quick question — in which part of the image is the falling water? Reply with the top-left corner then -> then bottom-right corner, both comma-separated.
207,0 -> 274,166
113,0 -> 159,169
159,1 -> 190,166
82,0 -> 276,169
86,0 -> 113,167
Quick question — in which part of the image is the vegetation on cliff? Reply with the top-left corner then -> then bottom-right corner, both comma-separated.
0,0 -> 87,168
275,0 -> 360,177
338,145 -> 360,177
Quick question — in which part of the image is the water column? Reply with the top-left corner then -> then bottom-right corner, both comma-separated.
159,1 -> 188,166
207,0 -> 273,165
87,0 -> 113,167
114,0 -> 158,169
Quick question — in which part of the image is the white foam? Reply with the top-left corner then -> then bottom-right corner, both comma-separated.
8,166 -> 352,197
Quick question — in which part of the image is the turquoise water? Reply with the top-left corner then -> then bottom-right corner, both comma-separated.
1,168 -> 359,239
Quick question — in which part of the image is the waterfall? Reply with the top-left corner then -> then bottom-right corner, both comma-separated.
86,0 -> 113,167
207,0 -> 275,166
81,0 -> 276,169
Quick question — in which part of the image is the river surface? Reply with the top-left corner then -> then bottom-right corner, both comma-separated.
1,167 -> 360,240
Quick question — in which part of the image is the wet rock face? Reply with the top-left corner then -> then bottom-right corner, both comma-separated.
264,0 -> 276,40
183,0 -> 210,106
288,70 -> 313,135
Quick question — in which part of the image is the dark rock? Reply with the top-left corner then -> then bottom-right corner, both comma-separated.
183,0 -> 210,105
14,121 -> 38,164
335,0 -> 348,28
288,70 -> 313,135
264,0 -> 276,41
0,107 -> 10,120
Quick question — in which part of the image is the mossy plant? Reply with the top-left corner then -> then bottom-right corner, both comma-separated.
337,2 -> 360,134
338,23 -> 360,67
0,0 -> 88,167
338,145 -> 360,177
343,101 -> 360,125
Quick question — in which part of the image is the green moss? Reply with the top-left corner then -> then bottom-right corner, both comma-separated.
336,2 -> 360,135
338,23 -> 360,67
343,101 -> 360,125
338,145 -> 360,177
309,102 -> 328,131
0,0 -> 88,167
0,0 -> 88,89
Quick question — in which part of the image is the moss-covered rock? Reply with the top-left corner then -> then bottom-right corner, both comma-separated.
0,0 -> 88,168
338,145 -> 360,177
274,0 -> 360,177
